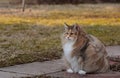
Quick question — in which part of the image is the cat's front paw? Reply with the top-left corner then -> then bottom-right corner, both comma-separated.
67,68 -> 73,73
78,70 -> 86,75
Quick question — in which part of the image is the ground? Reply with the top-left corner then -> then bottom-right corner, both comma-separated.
0,4 -> 120,67
0,46 -> 120,78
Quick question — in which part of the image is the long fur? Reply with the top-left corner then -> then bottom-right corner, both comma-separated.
61,24 -> 109,74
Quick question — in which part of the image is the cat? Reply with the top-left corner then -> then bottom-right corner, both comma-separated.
61,23 -> 109,75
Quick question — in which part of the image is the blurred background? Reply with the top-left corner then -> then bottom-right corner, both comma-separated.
0,0 -> 120,67
1,0 -> 120,5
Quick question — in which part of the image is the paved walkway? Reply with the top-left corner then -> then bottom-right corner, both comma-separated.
0,46 -> 119,78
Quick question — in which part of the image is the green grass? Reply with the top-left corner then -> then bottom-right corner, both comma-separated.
0,4 -> 120,67
0,24 -> 62,67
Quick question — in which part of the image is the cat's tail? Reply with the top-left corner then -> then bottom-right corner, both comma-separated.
108,56 -> 120,71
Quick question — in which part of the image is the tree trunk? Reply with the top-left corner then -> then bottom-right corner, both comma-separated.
22,0 -> 25,12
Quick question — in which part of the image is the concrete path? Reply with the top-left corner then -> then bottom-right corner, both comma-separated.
0,46 -> 119,78
0,60 -> 63,78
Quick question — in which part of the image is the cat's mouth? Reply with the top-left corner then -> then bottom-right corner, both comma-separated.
66,37 -> 76,41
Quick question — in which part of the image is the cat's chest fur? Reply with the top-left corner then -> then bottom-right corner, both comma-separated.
63,41 -> 80,72
63,41 -> 75,62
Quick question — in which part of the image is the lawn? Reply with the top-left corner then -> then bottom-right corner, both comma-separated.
0,4 -> 120,67
0,4 -> 120,26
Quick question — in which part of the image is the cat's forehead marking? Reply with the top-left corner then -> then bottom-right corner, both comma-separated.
67,26 -> 74,31
68,29 -> 72,32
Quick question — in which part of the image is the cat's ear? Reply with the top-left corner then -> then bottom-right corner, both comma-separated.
74,24 -> 87,36
64,23 -> 69,31
73,23 -> 80,31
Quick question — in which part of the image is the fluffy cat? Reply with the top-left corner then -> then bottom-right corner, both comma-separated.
61,23 -> 109,75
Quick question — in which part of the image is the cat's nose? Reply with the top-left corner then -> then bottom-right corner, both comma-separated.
66,36 -> 70,40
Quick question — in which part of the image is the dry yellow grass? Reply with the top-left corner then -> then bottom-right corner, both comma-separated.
0,4 -> 120,26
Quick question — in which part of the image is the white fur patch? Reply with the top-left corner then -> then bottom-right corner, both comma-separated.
63,41 -> 74,62
71,57 -> 80,72
67,68 -> 73,73
78,70 -> 86,75
63,41 -> 80,73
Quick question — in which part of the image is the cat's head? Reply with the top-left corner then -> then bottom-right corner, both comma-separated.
63,23 -> 81,41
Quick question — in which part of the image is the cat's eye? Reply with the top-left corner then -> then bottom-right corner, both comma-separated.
70,33 -> 74,35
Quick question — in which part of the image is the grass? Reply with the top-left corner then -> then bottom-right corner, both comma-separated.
0,4 -> 120,26
0,24 -> 120,67
0,4 -> 120,67
0,24 -> 62,67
